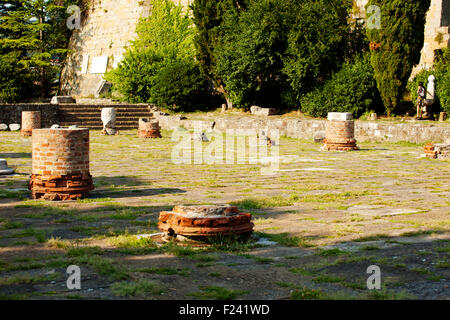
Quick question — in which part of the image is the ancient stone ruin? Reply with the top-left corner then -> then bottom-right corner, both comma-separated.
138,118 -> 162,138
21,111 -> 41,137
101,107 -> 118,135
0,159 -> 14,175
250,105 -> 277,116
424,143 -> 450,159
321,112 -> 359,151
28,128 -> 94,200
9,124 -> 20,131
158,205 -> 254,239
50,96 -> 75,104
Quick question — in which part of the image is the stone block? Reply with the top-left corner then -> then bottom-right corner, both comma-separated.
250,105 -> 277,116
101,107 -> 116,129
0,123 -> 8,131
0,158 -> 14,175
9,124 -> 20,131
95,80 -> 112,98
192,132 -> 209,142
51,96 -> 76,104
327,112 -> 353,121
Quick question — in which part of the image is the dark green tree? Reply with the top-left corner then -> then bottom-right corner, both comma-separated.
214,0 -> 294,109
300,53 -> 382,118
366,0 -> 431,115
0,0 -> 77,101
191,0 -> 246,107
212,0 -> 352,109
283,0 -> 352,100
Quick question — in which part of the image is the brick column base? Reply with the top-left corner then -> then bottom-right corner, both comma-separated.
138,118 -> 162,138
322,119 -> 359,151
29,174 -> 94,201
20,129 -> 33,137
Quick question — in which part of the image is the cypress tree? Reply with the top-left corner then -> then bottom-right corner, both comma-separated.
0,0 -> 77,101
366,0 -> 431,115
191,0 -> 246,107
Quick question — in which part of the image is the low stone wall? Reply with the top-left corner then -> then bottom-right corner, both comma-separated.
0,104 -> 58,128
157,115 -> 450,144
1,104 -> 448,143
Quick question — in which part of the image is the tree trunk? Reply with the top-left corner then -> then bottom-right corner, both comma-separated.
216,84 -> 232,110
40,15 -> 45,98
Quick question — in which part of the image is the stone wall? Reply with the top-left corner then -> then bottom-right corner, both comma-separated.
0,104 -> 58,128
156,115 -> 450,144
1,104 -> 449,144
411,0 -> 450,78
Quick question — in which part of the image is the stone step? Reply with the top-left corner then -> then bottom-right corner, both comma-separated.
59,124 -> 139,130
60,113 -> 151,120
60,120 -> 139,125
58,104 -> 150,108
60,117 -> 146,122
58,108 -> 151,113
59,112 -> 153,117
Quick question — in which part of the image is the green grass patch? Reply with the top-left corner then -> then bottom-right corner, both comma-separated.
312,275 -> 345,284
1,220 -> 24,229
137,267 -> 190,277
366,288 -> 413,300
291,287 -> 326,300
188,286 -> 248,300
66,246 -> 104,257
111,280 -> 163,297
0,189 -> 27,200
73,255 -> 129,281
289,268 -> 315,276
230,196 -> 295,209
353,234 -> 390,242
107,235 -> 157,249
256,232 -> 312,248
315,248 -> 348,256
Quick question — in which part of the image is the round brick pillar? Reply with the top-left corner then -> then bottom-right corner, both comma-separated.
21,111 -> 41,136
138,118 -> 162,138
28,128 -> 94,200
322,113 -> 359,151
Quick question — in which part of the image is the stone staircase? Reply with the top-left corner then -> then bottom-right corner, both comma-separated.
57,104 -> 155,130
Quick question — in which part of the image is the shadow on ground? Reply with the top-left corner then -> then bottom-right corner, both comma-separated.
0,153 -> 31,159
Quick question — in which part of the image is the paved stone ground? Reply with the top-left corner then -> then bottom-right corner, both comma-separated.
0,129 -> 448,300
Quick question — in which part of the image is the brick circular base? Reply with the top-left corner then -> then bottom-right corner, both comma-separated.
424,143 -> 437,158
158,205 -> 254,237
21,129 -> 33,137
138,118 -> 161,138
137,129 -> 162,138
322,120 -> 359,151
21,111 -> 41,136
29,128 -> 94,200
29,174 -> 94,201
